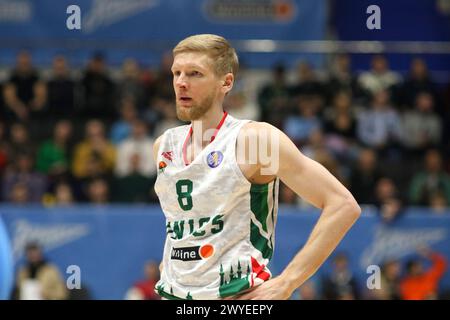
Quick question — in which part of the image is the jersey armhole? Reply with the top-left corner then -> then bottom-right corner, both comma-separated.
230,120 -> 253,185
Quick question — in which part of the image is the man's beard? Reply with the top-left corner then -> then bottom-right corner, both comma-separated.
176,91 -> 216,121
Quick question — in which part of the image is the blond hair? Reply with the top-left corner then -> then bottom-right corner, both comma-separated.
173,34 -> 239,77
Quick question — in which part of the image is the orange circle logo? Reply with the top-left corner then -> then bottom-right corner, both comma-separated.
159,161 -> 167,169
199,244 -> 214,259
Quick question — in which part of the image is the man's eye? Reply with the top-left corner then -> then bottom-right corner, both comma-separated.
173,71 -> 181,76
191,71 -> 202,76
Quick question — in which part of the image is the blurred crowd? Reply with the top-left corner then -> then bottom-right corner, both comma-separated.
293,247 -> 448,300
0,51 -> 450,215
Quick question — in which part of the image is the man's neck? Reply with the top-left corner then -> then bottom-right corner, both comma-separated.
190,107 -> 225,147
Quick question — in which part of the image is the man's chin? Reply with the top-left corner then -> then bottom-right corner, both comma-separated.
176,102 -> 211,121
176,106 -> 194,122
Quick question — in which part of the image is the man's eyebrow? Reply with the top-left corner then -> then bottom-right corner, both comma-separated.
171,63 -> 205,70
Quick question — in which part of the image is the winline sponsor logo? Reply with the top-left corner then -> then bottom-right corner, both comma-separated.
171,244 -> 214,261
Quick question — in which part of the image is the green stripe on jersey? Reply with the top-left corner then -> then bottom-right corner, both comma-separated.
250,183 -> 273,260
250,183 -> 269,232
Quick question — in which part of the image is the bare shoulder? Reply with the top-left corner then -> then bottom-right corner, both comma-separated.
239,121 -> 289,150
238,121 -> 281,147
240,121 -> 277,136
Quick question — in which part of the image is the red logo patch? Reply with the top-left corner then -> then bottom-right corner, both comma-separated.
162,151 -> 173,162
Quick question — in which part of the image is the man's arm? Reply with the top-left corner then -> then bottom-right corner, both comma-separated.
237,122 -> 361,299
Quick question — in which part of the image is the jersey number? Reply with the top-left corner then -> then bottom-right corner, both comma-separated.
176,179 -> 193,211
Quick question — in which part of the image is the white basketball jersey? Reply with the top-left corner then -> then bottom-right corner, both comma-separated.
154,113 -> 279,300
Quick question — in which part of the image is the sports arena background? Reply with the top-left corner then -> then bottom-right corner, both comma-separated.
1,0 -> 450,300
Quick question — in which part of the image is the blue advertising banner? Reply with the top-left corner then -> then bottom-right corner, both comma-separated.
1,205 -> 449,299
333,0 -> 450,41
0,0 -> 326,67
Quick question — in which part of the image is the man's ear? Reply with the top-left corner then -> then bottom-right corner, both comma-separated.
222,73 -> 234,94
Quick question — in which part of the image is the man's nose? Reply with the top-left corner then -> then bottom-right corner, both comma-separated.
175,74 -> 188,88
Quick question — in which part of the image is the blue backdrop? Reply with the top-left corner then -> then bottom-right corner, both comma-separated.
0,205 -> 449,299
0,0 -> 326,67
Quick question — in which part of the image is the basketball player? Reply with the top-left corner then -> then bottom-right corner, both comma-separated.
153,34 -> 361,300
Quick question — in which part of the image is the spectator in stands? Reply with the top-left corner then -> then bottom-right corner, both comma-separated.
373,176 -> 404,224
349,149 -> 382,204
429,192 -> 448,214
46,55 -> 76,120
400,58 -> 437,109
9,122 -> 35,160
370,259 -> 402,300
85,177 -> 110,204
2,51 -> 46,122
36,120 -> 73,176
54,182 -> 75,206
117,58 -> 146,109
257,63 -> 291,127
12,241 -> 67,300
72,120 -> 116,179
322,252 -> 360,300
323,91 -> 358,159
9,182 -> 29,205
401,92 -> 442,153
79,52 -> 115,120
358,55 -> 402,95
356,89 -> 402,152
327,53 -> 367,104
290,61 -> 326,109
124,260 -> 161,300
115,120 -> 155,178
284,96 -> 322,146
109,98 -> 139,145
409,149 -> 450,206
400,247 -> 448,300
374,177 -> 400,204
112,153 -> 155,203
1,151 -> 47,203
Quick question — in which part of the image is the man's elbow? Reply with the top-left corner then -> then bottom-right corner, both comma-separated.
341,196 -> 361,222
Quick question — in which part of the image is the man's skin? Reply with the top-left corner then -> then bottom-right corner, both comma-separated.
154,51 -> 361,300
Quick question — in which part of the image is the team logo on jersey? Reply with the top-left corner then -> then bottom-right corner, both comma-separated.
207,151 -> 223,168
161,151 -> 173,162
159,161 -> 167,173
171,244 -> 214,261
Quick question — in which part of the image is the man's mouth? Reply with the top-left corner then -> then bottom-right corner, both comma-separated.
178,96 -> 193,106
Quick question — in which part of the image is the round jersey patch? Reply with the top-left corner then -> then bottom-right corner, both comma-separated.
207,151 -> 223,168
199,244 -> 214,259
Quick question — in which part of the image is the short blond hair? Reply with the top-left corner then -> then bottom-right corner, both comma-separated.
173,34 -> 239,77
